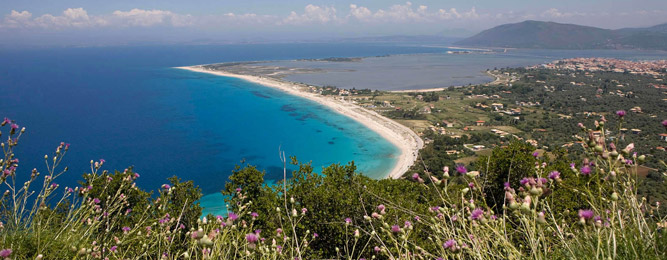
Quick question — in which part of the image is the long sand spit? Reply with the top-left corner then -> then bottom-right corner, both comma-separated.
175,65 -> 423,179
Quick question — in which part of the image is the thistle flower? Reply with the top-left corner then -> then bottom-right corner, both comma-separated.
0,249 -> 12,258
122,226 -> 131,233
377,204 -> 385,212
580,166 -> 592,175
227,212 -> 238,221
161,184 -> 171,190
250,212 -> 259,218
616,110 -> 626,117
443,239 -> 457,249
471,208 -> 484,220
344,218 -> 352,225
245,233 -> 258,243
532,151 -> 539,157
411,173 -> 419,180
548,171 -> 561,180
391,225 -> 400,233
455,164 -> 467,174
374,246 -> 381,252
110,246 -> 118,253
1,117 -> 10,125
662,120 -> 667,129
578,209 -> 594,220
93,198 -> 101,204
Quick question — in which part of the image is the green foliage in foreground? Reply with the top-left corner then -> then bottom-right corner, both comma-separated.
0,117 -> 666,259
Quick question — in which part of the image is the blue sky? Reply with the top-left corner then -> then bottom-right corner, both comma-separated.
1,1 -> 666,46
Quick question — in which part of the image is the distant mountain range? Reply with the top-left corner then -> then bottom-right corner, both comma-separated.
455,20 -> 667,50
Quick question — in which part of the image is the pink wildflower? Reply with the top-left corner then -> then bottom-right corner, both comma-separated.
471,208 -> 484,220
578,209 -> 594,220
580,166 -> 592,175
616,110 -> 626,117
0,249 -> 12,258
227,212 -> 238,221
391,225 -> 400,233
455,164 -> 467,174
245,233 -> 258,243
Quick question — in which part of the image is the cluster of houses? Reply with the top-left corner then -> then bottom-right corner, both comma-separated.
531,58 -> 667,77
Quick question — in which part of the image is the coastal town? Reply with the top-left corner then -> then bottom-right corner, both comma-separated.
531,58 -> 667,76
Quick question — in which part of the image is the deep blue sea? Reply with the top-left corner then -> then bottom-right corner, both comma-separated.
0,43 -> 444,215
1,43 -> 665,216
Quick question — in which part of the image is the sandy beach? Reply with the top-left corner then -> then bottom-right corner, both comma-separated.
175,65 -> 423,179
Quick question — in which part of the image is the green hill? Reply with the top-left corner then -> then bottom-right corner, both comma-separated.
455,20 -> 667,50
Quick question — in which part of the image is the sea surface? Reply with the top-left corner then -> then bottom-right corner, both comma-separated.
0,43 -> 439,216
1,43 -> 665,216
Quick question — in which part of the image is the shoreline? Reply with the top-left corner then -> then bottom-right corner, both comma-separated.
175,65 -> 424,179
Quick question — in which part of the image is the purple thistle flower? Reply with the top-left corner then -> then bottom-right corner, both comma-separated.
345,218 -> 352,224
662,120 -> 667,128
548,171 -> 561,180
245,233 -> 258,243
504,182 -> 510,188
227,212 -> 238,221
580,166 -> 592,175
377,204 -> 385,211
250,212 -> 259,218
10,124 -> 18,130
254,229 -> 262,234
110,246 -> 118,253
455,164 -> 467,174
616,110 -> 626,117
570,163 -> 576,169
122,226 -> 131,233
161,184 -> 171,190
578,209 -> 594,220
0,249 -> 12,258
374,246 -> 381,252
430,206 -> 440,212
532,151 -> 539,157
391,225 -> 400,233
93,198 -> 101,204
520,178 -> 530,186
443,239 -> 457,249
2,117 -> 10,125
404,221 -> 412,228
539,177 -> 548,184
411,172 -> 419,180
471,208 -> 484,220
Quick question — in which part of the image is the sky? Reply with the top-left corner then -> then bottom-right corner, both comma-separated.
1,0 -> 666,46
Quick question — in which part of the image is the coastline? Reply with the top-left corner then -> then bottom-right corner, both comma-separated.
175,65 -> 424,179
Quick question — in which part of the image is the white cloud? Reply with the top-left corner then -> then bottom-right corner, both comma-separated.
111,9 -> 192,27
282,4 -> 339,25
2,10 -> 33,28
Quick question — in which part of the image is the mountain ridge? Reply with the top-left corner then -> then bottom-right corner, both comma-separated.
455,20 -> 667,50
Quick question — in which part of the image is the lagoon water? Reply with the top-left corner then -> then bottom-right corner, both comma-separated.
269,49 -> 667,90
1,44 -> 665,216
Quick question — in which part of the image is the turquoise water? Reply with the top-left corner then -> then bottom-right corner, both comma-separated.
0,44 -> 427,216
